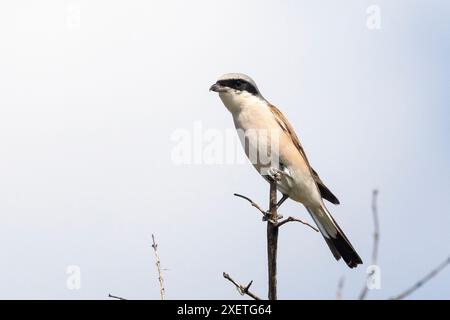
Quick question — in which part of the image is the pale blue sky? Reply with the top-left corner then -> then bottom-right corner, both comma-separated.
0,0 -> 449,299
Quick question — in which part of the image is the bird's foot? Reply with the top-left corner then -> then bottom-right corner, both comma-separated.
267,167 -> 284,182
262,211 -> 283,222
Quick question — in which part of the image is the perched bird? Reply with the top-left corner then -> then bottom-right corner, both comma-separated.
210,73 -> 362,268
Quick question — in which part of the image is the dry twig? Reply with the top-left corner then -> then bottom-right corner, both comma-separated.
277,216 -> 319,232
152,234 -> 166,300
233,193 -> 267,217
356,189 -> 449,300
233,193 -> 317,231
359,189 -> 380,300
233,180 -> 318,300
223,272 -> 261,300
336,276 -> 345,300
390,256 -> 450,300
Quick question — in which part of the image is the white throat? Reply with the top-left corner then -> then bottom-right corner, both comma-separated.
219,91 -> 267,115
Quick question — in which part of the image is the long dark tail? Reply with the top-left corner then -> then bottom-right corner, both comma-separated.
307,205 -> 363,268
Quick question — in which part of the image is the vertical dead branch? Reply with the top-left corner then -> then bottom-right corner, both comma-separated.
151,234 -> 165,300
359,189 -> 380,300
267,179 -> 278,300
390,256 -> 450,300
230,187 -> 316,300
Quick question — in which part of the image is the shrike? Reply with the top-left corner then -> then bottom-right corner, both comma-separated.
210,73 -> 362,268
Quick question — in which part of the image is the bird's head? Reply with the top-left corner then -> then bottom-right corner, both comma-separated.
210,73 -> 265,113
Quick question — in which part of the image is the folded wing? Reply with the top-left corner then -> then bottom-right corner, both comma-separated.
268,104 -> 340,205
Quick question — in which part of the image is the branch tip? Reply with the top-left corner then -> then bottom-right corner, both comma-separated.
223,272 -> 261,300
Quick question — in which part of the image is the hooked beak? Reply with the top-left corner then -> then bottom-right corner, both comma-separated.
209,83 -> 227,93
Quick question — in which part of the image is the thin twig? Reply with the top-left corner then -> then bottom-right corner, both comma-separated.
336,276 -> 345,300
370,190 -> 380,265
390,256 -> 450,300
233,193 -> 266,216
151,234 -> 165,300
359,189 -> 380,300
276,216 -> 319,232
223,272 -> 261,300
108,293 -> 127,300
234,193 -> 316,232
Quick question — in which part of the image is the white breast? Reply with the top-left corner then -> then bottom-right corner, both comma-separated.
219,91 -> 321,206
231,97 -> 295,195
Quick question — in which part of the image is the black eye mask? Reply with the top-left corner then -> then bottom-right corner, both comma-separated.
216,79 -> 259,96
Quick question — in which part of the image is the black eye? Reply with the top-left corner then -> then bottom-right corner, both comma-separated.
235,80 -> 243,88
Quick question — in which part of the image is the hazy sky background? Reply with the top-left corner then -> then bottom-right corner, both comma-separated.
0,0 -> 449,299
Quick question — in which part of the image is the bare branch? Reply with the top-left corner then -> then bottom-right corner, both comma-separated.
151,234 -> 165,300
336,276 -> 345,300
235,179 -> 319,300
276,216 -> 319,232
370,190 -> 380,265
223,272 -> 261,300
233,193 -> 266,216
234,182 -> 279,300
234,193 -> 316,232
359,189 -> 380,300
108,293 -> 127,300
390,256 -> 450,300
267,180 -> 278,300
352,189 -> 450,300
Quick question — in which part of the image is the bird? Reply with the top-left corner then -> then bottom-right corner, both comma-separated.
210,73 -> 363,268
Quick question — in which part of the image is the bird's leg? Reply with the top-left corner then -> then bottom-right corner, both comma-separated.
262,194 -> 288,221
262,167 -> 291,221
276,194 -> 289,210
262,168 -> 288,221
